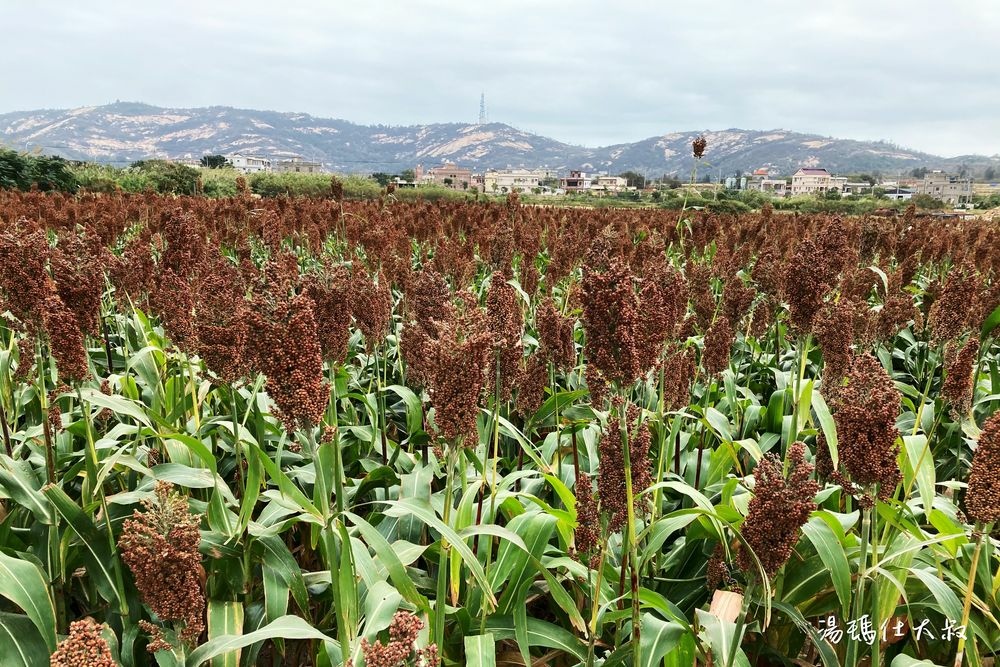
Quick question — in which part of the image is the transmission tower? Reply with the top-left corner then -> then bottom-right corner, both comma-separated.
479,92 -> 488,125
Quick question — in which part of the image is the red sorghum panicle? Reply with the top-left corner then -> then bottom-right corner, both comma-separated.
41,295 -> 90,383
660,343 -> 696,411
195,258 -> 249,383
783,236 -> 828,332
941,336 -> 980,419
250,294 -> 330,430
150,269 -> 197,351
706,543 -> 736,592
813,296 -> 868,393
636,260 -> 687,368
118,482 -> 205,648
485,272 -> 524,402
574,473 -> 601,559
361,611 -> 438,667
352,268 -> 393,350
302,262 -> 352,365
966,412 -> 1000,525
721,275 -> 755,330
582,252 -> 642,389
835,353 -> 902,498
49,232 -> 105,336
490,215 -> 516,277
598,401 -> 652,533
400,267 -> 454,388
875,269 -> 920,341
687,263 -> 716,331
701,316 -> 734,377
425,297 -> 491,445
0,222 -> 53,323
49,618 -> 116,667
516,352 -> 548,419
536,298 -> 576,372
929,266 -> 981,342
692,135 -> 707,159
737,441 -> 819,578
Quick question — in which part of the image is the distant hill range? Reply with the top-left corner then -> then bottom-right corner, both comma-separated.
2,102 -> 998,177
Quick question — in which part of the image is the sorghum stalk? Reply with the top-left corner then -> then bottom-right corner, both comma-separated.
0,399 -> 11,457
101,316 -> 115,376
229,393 -> 244,499
586,540 -> 608,667
847,503 -> 872,667
551,361 -> 562,502
787,334 -> 811,453
36,341 -> 56,485
329,372 -> 345,516
185,353 -> 201,432
619,404 -> 641,667
475,348 -> 502,560
955,528 -> 986,667
434,444 -> 460,650
724,583 -> 755,667
911,342 -> 943,437
76,386 -> 129,615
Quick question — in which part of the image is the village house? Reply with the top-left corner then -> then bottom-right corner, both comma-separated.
415,163 -> 473,190
790,167 -> 844,195
274,156 -> 323,174
747,168 -> 787,195
481,168 -> 558,194
225,153 -> 272,174
915,171 -> 973,204
560,170 -> 592,193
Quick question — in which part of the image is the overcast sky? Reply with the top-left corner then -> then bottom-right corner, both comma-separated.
2,1 -> 998,156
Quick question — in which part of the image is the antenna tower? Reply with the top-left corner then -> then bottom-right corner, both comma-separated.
479,92 -> 488,125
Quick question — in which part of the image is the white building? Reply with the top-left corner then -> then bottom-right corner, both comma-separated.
226,153 -> 272,174
791,167 -> 845,195
883,187 -> 914,201
482,168 -> 558,194
590,174 -> 628,193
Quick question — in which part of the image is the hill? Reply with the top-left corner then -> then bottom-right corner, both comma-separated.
2,102 -> 997,176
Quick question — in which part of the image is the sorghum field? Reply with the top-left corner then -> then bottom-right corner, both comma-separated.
0,184 -> 998,667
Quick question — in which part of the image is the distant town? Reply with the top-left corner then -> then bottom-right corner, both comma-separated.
195,152 -> 998,206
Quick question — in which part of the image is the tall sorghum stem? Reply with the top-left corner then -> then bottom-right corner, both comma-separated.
586,540 -> 608,667
36,342 -> 56,485
77,386 -> 129,615
101,317 -> 115,376
0,399 -> 11,458
434,445 -> 459,650
231,390 -> 251,498
619,405 -> 641,667
847,503 -> 872,667
954,527 -> 987,667
476,348 -> 502,559
329,370 -> 345,516
787,334 -> 811,454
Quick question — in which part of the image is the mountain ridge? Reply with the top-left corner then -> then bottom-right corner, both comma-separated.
2,102 -> 997,176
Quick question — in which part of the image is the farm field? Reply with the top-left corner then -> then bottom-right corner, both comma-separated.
0,187 -> 998,667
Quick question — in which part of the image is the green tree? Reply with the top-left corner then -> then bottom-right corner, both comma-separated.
984,166 -> 997,181
618,170 -> 646,189
128,160 -> 199,195
910,167 -> 929,179
200,154 -> 229,169
400,169 -> 416,182
371,172 -> 393,187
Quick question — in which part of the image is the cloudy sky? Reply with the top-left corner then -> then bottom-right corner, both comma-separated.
2,1 -> 998,156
